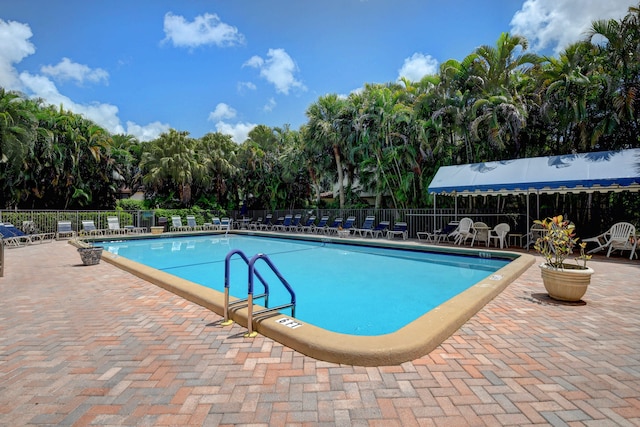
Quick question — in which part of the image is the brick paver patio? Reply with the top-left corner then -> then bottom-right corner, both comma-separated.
1,240 -> 639,426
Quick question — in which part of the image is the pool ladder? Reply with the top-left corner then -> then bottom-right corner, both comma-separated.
222,249 -> 296,338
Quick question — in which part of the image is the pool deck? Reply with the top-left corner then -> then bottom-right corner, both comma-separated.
1,239 -> 639,426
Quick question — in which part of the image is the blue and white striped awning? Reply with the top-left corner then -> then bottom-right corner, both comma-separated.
428,149 -> 640,196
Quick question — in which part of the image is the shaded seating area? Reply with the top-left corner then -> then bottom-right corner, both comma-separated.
427,149 -> 640,253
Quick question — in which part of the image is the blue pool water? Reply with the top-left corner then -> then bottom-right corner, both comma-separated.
101,235 -> 509,336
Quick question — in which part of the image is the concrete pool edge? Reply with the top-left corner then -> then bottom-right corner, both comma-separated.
72,236 -> 535,366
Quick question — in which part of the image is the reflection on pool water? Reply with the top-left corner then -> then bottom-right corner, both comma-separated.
102,235 -> 510,336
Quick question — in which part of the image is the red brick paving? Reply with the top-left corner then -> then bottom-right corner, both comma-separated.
0,240 -> 639,426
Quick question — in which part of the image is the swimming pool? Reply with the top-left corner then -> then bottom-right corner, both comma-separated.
102,235 -> 509,336
91,231 -> 535,365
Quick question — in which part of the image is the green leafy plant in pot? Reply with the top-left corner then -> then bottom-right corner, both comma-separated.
534,215 -> 593,302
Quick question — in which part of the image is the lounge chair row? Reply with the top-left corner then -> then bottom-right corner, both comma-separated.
79,217 -> 146,236
248,214 -> 409,240
170,216 -> 232,232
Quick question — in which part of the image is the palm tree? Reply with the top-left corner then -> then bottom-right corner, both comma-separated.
587,4 -> 640,148
140,129 -> 203,206
306,94 -> 347,208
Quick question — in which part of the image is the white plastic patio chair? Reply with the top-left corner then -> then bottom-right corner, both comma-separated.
452,217 -> 474,245
470,221 -> 490,247
489,223 -> 510,249
525,222 -> 546,250
583,222 -> 637,260
586,222 -> 638,260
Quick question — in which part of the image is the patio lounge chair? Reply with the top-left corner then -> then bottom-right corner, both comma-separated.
107,216 -> 129,235
365,220 -> 390,238
583,222 -> 638,260
258,214 -> 274,231
416,222 -> 458,244
341,216 -> 357,233
220,217 -> 232,232
273,214 -> 293,232
20,221 -> 55,243
80,220 -> 105,236
489,223 -> 510,249
287,214 -> 302,231
186,215 -> 203,231
170,216 -> 189,232
298,216 -> 317,233
386,222 -> 408,240
56,221 -> 76,240
248,217 -> 263,230
583,222 -> 637,260
309,216 -> 329,234
0,223 -> 32,247
353,216 -> 375,237
323,217 -> 343,235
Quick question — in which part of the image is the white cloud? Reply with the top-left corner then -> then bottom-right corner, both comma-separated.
0,19 -> 36,89
510,0 -> 631,54
19,71 -> 167,141
243,48 -> 306,95
41,57 -> 109,85
125,121 -> 170,141
0,18 -> 166,142
162,12 -> 245,48
263,98 -> 276,113
397,53 -> 438,82
214,121 -> 256,144
208,102 -> 237,121
237,81 -> 257,93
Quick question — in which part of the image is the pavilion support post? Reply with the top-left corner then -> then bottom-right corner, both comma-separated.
433,194 -> 437,232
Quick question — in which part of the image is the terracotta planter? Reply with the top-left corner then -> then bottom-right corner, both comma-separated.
78,247 -> 103,266
539,263 -> 594,302
150,226 -> 164,235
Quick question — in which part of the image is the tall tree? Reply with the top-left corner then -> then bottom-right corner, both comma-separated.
306,94 -> 347,208
140,129 -> 203,206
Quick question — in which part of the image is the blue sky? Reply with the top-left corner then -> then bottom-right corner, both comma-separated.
0,0 -> 633,142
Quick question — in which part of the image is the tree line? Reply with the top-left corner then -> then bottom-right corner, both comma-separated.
1,4 -> 639,212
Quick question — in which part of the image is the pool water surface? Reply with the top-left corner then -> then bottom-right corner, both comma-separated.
102,235 -> 509,336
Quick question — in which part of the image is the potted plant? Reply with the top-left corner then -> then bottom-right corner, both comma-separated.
534,215 -> 594,302
78,245 -> 104,266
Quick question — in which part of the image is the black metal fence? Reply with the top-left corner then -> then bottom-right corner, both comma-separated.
0,208 -> 527,240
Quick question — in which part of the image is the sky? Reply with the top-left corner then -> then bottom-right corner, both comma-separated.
0,0 -> 634,143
